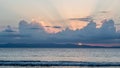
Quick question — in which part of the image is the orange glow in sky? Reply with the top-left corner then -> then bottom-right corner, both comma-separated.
0,0 -> 120,30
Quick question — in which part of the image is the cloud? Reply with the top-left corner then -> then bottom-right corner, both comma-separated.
0,25 -> 29,38
3,25 -> 15,32
69,16 -> 93,22
99,11 -> 109,13
45,26 -> 51,27
53,19 -> 119,43
0,19 -> 120,45
44,25 -> 62,29
115,24 -> 120,25
52,26 -> 62,29
19,20 -> 46,34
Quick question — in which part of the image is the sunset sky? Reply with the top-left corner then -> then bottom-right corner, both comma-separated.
0,0 -> 120,46
0,0 -> 120,30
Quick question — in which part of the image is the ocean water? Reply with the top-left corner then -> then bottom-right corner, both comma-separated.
0,48 -> 120,68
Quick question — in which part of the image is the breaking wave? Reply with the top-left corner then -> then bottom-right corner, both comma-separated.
0,60 -> 120,66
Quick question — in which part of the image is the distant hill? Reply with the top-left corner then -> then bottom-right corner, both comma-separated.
0,43 -> 119,48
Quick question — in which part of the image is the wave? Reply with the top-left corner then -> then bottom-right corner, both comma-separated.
0,60 -> 120,66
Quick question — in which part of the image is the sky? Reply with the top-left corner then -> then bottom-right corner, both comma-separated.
0,0 -> 120,46
0,0 -> 120,29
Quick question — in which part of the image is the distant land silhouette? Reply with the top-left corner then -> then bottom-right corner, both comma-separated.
0,43 -> 119,48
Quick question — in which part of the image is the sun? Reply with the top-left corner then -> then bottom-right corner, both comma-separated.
77,43 -> 83,46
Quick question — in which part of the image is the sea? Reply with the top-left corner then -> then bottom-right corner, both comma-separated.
0,48 -> 120,68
